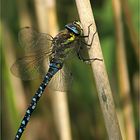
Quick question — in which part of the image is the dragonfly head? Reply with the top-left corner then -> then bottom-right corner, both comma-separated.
65,21 -> 83,36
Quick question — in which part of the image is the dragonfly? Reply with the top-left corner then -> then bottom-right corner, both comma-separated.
11,21 -> 102,140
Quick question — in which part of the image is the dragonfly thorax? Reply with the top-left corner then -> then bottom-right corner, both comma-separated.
50,28 -> 79,60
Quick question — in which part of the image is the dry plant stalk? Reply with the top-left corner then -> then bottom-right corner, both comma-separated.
112,0 -> 136,139
120,0 -> 139,61
34,0 -> 72,140
75,0 -> 122,139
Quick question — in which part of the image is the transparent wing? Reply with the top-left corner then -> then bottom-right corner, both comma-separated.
48,65 -> 73,92
10,52 -> 51,80
11,27 -> 53,80
11,27 -> 72,91
18,27 -> 53,53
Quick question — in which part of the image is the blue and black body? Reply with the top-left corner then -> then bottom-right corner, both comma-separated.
14,59 -> 63,140
12,21 -> 102,140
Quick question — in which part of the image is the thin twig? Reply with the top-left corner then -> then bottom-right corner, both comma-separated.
75,0 -> 122,139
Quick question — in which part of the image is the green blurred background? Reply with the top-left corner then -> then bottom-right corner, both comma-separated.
1,0 -> 139,140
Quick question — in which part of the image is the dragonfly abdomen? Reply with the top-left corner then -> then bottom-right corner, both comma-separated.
15,60 -> 63,140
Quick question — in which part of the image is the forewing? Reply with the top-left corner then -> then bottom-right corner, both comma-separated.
18,27 -> 53,53
11,27 -> 54,80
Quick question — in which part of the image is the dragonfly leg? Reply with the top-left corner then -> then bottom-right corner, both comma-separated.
81,23 -> 93,38
47,34 -> 54,41
81,29 -> 97,49
80,23 -> 97,49
77,50 -> 102,64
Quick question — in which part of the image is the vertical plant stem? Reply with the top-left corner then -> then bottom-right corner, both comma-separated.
16,0 -> 32,27
112,0 -> 136,140
120,0 -> 139,62
15,1 -> 34,139
34,0 -> 72,140
75,0 -> 122,139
